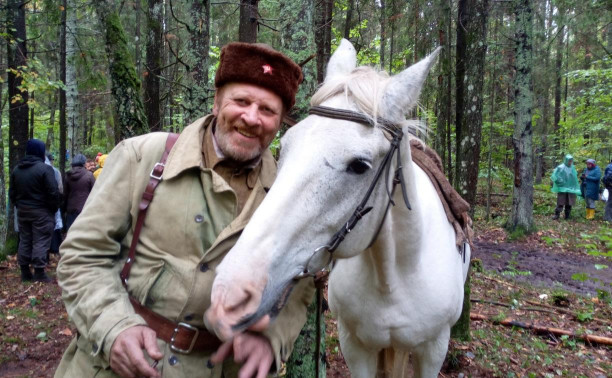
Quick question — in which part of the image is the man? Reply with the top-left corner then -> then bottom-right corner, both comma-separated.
603,159 -> 612,222
55,42 -> 314,378
551,154 -> 581,220
581,159 -> 601,220
9,139 -> 60,282
63,153 -> 96,230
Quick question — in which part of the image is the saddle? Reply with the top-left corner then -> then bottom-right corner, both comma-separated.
409,139 -> 474,249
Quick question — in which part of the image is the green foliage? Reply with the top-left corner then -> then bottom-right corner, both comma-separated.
1,236 -> 19,262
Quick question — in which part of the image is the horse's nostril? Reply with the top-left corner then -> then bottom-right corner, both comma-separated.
224,287 -> 255,313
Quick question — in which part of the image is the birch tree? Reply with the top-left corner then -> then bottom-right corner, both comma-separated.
66,0 -> 79,156
509,0 -> 535,232
454,0 -> 489,209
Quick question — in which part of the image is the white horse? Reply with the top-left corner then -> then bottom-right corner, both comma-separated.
206,39 -> 470,377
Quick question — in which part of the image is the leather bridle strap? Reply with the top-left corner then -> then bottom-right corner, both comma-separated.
306,106 -> 412,256
120,133 -> 179,288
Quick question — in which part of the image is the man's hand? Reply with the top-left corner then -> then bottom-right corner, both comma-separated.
210,333 -> 274,378
110,325 -> 163,378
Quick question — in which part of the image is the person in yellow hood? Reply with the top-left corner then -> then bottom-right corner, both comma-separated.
93,154 -> 107,179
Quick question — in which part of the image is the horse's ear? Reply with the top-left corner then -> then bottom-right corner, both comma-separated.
382,47 -> 442,120
325,39 -> 357,81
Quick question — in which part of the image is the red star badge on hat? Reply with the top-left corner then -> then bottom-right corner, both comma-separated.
262,64 -> 273,75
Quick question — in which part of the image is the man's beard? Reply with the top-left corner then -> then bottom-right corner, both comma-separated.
215,122 -> 265,162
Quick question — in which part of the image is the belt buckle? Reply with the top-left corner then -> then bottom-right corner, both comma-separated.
150,162 -> 165,180
170,322 -> 199,354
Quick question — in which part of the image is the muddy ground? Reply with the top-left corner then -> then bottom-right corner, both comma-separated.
472,240 -> 611,296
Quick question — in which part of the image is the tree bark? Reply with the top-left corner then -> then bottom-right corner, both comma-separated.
434,0 -> 451,168
343,0 -> 355,40
239,0 -> 259,43
66,0 -> 79,155
6,0 -> 30,251
379,0 -> 386,70
454,0 -> 489,210
314,0 -> 333,84
94,0 -> 149,139
0,48 -> 6,245
59,0 -> 67,175
185,0 -> 211,124
553,25 -> 564,152
144,0 -> 163,131
509,0 -> 535,232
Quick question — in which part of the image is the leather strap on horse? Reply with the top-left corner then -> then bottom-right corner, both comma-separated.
118,133 -> 222,354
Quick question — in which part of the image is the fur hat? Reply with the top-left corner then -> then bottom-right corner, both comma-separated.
215,42 -> 303,110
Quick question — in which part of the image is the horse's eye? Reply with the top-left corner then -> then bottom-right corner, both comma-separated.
347,159 -> 371,174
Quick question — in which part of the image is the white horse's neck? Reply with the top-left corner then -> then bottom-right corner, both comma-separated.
364,150 -> 424,293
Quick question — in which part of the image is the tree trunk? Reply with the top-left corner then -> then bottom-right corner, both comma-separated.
454,0 -> 489,210
185,0 -> 211,124
239,0 -> 259,43
280,0 -> 315,119
145,0 -> 163,131
6,0 -> 29,251
0,49 -> 6,245
46,93 -> 57,151
553,25 -> 564,153
434,0 -> 451,167
509,0 -> 535,232
59,0 -> 67,175
94,0 -> 149,139
379,0 -> 386,70
66,0 -> 79,155
343,0 -> 355,40
314,0 -> 333,84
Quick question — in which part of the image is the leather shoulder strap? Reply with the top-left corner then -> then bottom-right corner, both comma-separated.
120,133 -> 179,288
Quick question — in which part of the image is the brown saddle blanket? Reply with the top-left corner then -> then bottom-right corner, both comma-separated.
409,139 -> 473,248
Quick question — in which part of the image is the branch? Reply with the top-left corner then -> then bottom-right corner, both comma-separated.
165,38 -> 190,71
258,21 -> 278,32
470,313 -> 612,346
168,0 -> 191,32
298,54 -> 316,67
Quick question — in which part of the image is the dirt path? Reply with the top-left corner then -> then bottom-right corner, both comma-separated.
473,241 -> 611,296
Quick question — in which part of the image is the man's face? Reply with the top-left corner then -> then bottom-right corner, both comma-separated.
587,162 -> 595,169
565,159 -> 573,167
213,83 -> 284,162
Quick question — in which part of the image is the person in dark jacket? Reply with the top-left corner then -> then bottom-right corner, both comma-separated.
581,159 -> 601,220
63,153 -> 96,230
9,139 -> 60,282
603,159 -> 612,222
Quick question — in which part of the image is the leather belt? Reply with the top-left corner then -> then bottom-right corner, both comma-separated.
130,297 -> 221,354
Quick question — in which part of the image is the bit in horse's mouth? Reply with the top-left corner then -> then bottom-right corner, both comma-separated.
231,279 -> 297,332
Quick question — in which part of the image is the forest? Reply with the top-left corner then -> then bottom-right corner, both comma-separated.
0,0 -> 611,376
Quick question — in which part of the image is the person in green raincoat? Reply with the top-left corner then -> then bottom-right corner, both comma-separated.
551,154 -> 581,219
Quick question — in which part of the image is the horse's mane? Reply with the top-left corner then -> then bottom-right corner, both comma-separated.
310,66 -> 429,139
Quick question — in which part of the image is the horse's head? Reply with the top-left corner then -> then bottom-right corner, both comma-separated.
205,39 -> 440,340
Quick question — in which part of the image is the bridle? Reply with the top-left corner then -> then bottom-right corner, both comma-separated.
294,105 -> 413,280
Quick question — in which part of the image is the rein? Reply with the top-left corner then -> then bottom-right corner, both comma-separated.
295,106 -> 413,279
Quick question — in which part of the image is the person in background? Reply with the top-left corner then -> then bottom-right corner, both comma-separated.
63,153 -> 96,230
551,154 -> 581,220
9,139 -> 60,282
45,153 -> 64,256
93,154 -> 108,179
85,158 -> 97,173
581,159 -> 601,220
603,159 -> 612,222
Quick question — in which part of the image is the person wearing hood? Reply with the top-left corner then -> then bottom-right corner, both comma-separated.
551,154 -> 581,220
9,139 -> 60,282
93,154 -> 107,179
581,159 -> 601,220
64,153 -> 96,230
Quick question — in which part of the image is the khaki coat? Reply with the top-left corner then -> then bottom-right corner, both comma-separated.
55,116 -> 315,377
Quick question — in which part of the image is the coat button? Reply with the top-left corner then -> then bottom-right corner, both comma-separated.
194,214 -> 204,223
184,314 -> 194,321
169,355 -> 179,366
199,263 -> 209,272
92,342 -> 98,353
